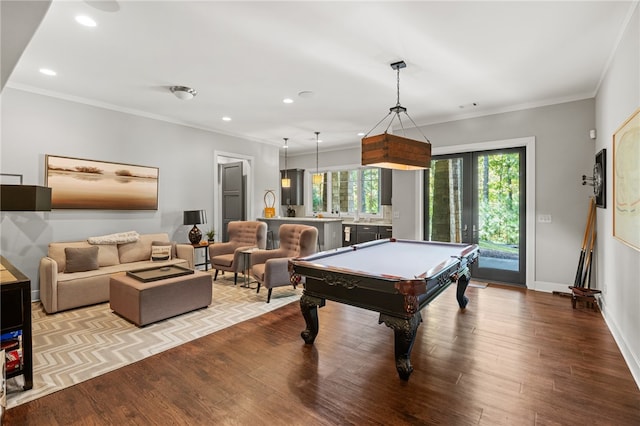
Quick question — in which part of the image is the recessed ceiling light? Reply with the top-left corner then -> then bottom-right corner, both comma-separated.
39,68 -> 57,76
357,132 -> 365,136
283,98 -> 294,104
222,116 -> 232,122
75,15 -> 97,27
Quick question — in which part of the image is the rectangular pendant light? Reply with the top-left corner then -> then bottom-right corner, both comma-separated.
361,133 -> 431,171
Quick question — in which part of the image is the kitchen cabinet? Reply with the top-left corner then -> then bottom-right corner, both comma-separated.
356,225 -> 378,243
381,168 -> 392,205
342,224 -> 393,246
280,169 -> 304,205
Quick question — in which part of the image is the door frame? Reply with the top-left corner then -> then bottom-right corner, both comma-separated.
213,150 -> 254,242
430,137 -> 536,289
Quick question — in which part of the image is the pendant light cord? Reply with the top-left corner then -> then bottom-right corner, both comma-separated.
283,138 -> 288,179
362,60 -> 431,143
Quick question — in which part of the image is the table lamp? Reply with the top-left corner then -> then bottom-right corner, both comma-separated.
183,210 -> 206,244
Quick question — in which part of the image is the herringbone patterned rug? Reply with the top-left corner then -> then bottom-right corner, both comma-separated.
6,272 -> 301,408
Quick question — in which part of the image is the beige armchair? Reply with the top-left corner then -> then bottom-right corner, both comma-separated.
250,224 -> 318,302
209,221 -> 267,285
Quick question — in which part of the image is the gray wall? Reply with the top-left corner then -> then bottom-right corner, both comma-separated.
0,88 -> 280,299
288,98 -> 596,292
594,4 -> 639,387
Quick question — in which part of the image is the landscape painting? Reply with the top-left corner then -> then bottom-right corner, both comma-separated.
613,107 -> 640,251
46,155 -> 158,210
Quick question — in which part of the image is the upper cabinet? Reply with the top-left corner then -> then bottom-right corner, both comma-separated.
381,168 -> 392,205
281,169 -> 304,205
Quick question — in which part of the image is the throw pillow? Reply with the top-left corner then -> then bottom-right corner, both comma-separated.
65,246 -> 99,273
150,245 -> 172,261
152,240 -> 177,259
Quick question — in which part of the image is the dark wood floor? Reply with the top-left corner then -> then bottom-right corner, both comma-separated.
5,284 -> 640,425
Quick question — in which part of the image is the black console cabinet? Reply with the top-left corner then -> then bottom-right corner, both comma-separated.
1,256 -> 33,390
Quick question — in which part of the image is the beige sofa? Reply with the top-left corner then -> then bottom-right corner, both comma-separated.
39,233 -> 194,314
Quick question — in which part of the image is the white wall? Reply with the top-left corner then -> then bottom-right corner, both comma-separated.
0,88 -> 280,300
594,3 -> 640,387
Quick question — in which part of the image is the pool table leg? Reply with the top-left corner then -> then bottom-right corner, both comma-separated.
456,273 -> 470,309
380,312 -> 422,381
300,294 -> 325,344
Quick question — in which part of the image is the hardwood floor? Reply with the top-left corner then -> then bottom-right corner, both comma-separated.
5,284 -> 640,425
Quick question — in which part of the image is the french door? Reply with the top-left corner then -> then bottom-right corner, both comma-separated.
424,148 -> 526,285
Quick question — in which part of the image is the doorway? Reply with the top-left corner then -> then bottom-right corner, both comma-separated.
424,147 -> 526,285
220,161 -> 245,242
215,153 -> 253,243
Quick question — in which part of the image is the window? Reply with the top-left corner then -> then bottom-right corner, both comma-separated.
309,167 -> 381,216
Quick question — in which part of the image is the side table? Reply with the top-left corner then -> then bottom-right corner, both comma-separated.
0,256 -> 33,390
192,242 -> 211,271
239,247 -> 259,288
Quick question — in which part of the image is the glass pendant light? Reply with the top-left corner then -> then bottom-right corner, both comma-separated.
281,138 -> 291,188
312,131 -> 323,184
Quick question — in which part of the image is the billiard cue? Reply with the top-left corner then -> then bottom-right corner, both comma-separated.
581,217 -> 597,288
574,197 -> 595,287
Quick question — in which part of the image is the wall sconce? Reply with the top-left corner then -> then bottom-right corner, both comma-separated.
183,209 -> 207,244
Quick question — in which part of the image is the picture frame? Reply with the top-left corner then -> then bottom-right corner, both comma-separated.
45,155 -> 159,210
612,107 -> 640,251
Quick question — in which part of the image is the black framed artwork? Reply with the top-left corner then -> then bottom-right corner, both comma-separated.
594,149 -> 606,208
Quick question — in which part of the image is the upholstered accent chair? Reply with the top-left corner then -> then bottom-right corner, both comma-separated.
250,224 -> 318,303
209,221 -> 267,285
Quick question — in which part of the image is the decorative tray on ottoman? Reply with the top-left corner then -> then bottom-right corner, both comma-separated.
126,265 -> 194,283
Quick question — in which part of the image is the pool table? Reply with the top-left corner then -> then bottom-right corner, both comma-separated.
289,238 -> 479,380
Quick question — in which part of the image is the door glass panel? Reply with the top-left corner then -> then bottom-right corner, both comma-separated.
476,152 -> 520,272
428,157 -> 465,243
425,148 -> 525,285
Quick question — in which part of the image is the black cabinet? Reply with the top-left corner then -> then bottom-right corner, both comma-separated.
378,225 -> 393,239
281,169 -> 304,205
343,224 -> 393,246
1,256 -> 33,390
356,225 -> 378,244
381,168 -> 392,205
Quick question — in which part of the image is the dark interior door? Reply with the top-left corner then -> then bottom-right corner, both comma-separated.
220,161 -> 245,242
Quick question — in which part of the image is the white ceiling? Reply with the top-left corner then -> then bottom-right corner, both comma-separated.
6,1 -> 636,154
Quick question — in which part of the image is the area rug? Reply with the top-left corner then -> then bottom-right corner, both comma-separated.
6,273 -> 301,408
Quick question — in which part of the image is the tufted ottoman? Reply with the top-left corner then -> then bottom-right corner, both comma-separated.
110,269 -> 212,326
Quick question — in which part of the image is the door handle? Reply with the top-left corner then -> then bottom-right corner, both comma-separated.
462,224 -> 468,236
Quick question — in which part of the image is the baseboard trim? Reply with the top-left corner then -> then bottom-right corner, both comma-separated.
531,280 -> 570,293
600,299 -> 640,391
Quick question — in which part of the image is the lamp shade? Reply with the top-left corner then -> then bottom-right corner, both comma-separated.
183,210 -> 206,225
361,133 -> 431,170
0,185 -> 52,211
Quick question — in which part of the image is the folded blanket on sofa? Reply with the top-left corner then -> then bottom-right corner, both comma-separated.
88,231 -> 139,245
